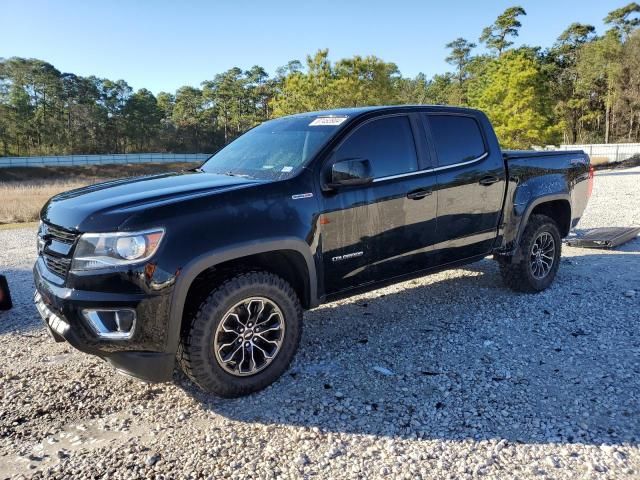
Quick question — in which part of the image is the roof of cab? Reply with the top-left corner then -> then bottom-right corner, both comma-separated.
287,105 -> 482,119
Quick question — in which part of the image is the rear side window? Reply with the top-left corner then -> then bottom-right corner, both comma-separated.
332,116 -> 418,178
428,115 -> 486,167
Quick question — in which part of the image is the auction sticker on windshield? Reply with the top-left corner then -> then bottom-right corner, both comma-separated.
309,116 -> 348,126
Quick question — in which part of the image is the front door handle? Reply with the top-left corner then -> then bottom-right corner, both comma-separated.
479,175 -> 500,186
406,188 -> 433,200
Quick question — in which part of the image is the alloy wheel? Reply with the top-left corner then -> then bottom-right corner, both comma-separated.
530,231 -> 555,279
213,297 -> 285,376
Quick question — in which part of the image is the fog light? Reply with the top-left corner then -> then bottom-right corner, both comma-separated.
82,309 -> 136,339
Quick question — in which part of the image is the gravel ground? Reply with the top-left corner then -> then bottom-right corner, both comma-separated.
1,167 -> 639,479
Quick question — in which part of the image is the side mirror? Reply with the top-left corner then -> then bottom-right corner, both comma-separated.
326,158 -> 373,189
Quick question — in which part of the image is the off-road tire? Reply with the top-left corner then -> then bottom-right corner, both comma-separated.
178,271 -> 302,397
500,214 -> 562,293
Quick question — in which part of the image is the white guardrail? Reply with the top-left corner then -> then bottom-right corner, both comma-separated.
2,145 -> 639,168
558,143 -> 640,163
0,153 -> 212,168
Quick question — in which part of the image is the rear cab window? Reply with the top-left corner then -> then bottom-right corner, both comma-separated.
426,114 -> 486,167
331,115 -> 418,179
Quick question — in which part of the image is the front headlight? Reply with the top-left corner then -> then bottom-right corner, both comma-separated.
71,228 -> 164,271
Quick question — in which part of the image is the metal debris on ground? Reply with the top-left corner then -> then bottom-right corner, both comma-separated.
565,227 -> 640,249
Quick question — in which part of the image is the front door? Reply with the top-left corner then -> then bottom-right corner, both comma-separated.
319,114 -> 439,296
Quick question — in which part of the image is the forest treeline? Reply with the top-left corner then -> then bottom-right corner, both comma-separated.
1,3 -> 639,156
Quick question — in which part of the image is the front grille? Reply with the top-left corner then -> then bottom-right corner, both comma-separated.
46,224 -> 78,244
39,222 -> 79,279
43,254 -> 72,278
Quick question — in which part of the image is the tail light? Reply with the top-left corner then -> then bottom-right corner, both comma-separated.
587,165 -> 595,198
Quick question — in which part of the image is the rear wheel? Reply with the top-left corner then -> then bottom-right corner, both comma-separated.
178,271 -> 302,397
500,214 -> 562,293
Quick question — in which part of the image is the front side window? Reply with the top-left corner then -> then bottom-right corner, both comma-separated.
201,116 -> 342,180
332,116 -> 418,178
427,115 -> 486,167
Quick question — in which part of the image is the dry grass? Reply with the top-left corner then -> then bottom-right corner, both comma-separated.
0,161 -> 200,225
0,180 -> 102,224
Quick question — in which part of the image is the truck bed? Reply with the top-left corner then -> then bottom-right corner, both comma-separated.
503,149 -> 585,160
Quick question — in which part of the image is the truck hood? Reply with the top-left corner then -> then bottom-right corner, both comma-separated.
41,171 -> 261,231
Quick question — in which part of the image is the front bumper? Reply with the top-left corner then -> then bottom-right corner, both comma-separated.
33,258 -> 175,382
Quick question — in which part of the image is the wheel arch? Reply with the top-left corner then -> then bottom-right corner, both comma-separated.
166,238 -> 317,354
518,194 -> 572,243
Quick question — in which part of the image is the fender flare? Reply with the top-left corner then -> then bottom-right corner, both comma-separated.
516,193 -> 572,245
165,238 -> 318,353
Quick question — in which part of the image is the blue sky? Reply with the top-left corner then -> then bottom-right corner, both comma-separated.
2,0 -> 616,94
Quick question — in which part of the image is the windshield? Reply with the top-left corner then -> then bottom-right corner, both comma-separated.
200,115 -> 346,180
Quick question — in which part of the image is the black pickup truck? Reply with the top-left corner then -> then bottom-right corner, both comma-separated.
33,106 -> 593,397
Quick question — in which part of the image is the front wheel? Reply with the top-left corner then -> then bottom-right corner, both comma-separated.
499,214 -> 562,293
178,271 -> 302,397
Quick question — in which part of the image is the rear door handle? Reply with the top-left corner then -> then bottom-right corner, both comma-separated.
406,188 -> 433,200
479,175 -> 500,186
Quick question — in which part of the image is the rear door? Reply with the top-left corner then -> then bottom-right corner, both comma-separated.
319,113 -> 439,295
423,113 -> 506,261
